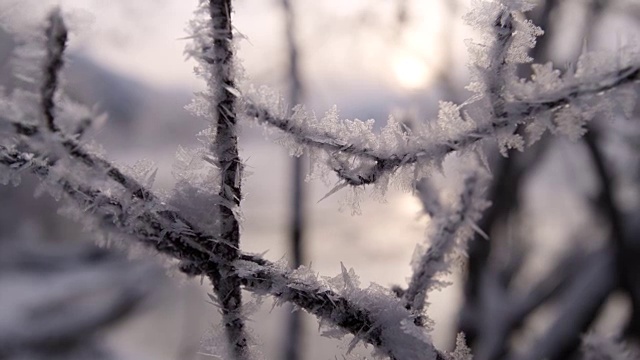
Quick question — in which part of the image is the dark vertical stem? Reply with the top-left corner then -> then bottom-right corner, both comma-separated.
41,8 -> 67,133
288,158 -> 305,360
283,0 -> 304,270
208,1 -> 249,358
584,130 -> 625,269
282,0 -> 305,359
394,0 -> 408,38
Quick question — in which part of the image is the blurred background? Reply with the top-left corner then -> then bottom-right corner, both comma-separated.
1,0 -> 640,359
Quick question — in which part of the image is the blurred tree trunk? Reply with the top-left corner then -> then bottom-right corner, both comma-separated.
282,0 -> 306,359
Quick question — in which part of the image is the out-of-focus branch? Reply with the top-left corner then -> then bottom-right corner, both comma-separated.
519,249 -> 616,360
584,128 -> 640,339
0,239 -> 159,360
584,129 -> 625,254
281,0 -> 306,359
470,248 -> 590,360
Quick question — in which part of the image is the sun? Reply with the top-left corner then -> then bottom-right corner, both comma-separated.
391,53 -> 431,90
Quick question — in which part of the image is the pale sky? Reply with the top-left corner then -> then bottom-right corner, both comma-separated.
0,0 -> 454,95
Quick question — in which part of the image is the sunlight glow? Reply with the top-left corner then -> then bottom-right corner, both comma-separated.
392,53 -> 431,90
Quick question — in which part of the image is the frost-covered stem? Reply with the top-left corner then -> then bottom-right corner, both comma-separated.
13,10 -> 150,200
8,120 -> 163,214
4,118 -> 251,276
404,175 -> 484,314
2,145 -> 432,358
0,145 -> 215,263
485,10 -> 514,119
459,155 -> 517,342
41,8 -> 66,133
207,0 -> 248,357
252,61 -> 639,157
245,103 -> 380,162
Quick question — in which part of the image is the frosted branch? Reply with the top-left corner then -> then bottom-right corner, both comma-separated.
195,0 -> 250,357
235,260 -> 446,360
404,174 -> 489,315
247,60 -> 639,187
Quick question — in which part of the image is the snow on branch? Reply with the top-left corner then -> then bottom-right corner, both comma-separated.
235,260 -> 445,360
